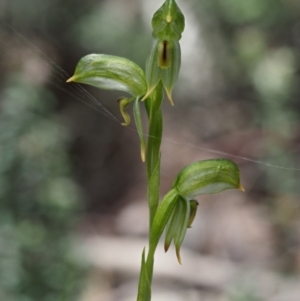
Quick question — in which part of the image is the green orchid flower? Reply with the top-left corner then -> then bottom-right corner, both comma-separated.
150,159 -> 244,264
142,0 -> 185,105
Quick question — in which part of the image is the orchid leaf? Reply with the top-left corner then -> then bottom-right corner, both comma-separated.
149,189 -> 178,253
136,249 -> 151,301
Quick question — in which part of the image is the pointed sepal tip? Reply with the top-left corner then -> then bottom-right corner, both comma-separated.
164,241 -> 171,253
141,144 -> 146,163
176,246 -> 182,265
66,76 -> 75,83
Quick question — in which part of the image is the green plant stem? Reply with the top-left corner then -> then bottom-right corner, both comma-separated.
146,83 -> 163,281
136,83 -> 164,300
145,82 -> 163,228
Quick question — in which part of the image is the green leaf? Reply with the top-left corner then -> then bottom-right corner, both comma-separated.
173,159 -> 244,199
149,189 -> 178,253
136,249 -> 151,301
67,54 -> 147,97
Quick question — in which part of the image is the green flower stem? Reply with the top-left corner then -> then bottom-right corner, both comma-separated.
145,82 -> 163,226
146,83 -> 163,282
136,84 -> 164,300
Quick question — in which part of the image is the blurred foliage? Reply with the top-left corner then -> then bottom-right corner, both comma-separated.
0,75 -> 84,301
190,0 -> 300,271
74,1 -> 150,64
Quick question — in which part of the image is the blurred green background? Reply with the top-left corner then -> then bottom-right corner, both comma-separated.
0,0 -> 300,301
